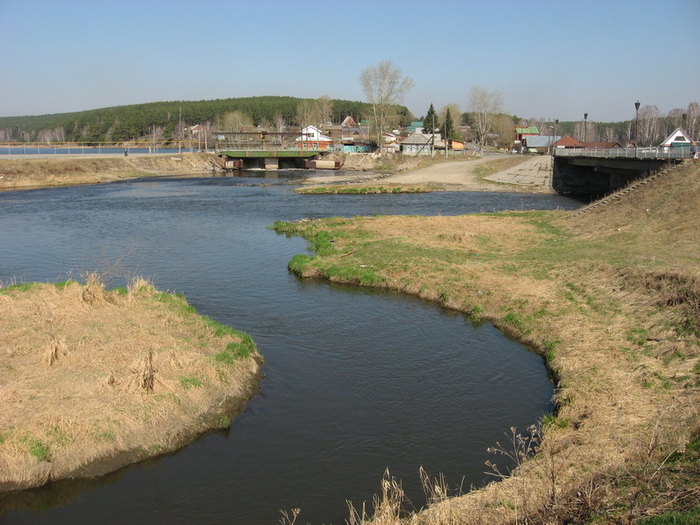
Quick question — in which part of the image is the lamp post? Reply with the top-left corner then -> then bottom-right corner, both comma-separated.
583,112 -> 588,144
634,100 -> 640,145
554,119 -> 559,155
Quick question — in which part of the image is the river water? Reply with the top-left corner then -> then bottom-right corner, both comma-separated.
0,172 -> 581,524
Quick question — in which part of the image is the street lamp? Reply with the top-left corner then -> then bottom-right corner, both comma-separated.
583,112 -> 588,144
634,101 -> 640,145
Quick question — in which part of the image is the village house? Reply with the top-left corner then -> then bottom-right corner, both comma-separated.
660,127 -> 695,153
297,125 -> 334,151
400,132 -> 442,155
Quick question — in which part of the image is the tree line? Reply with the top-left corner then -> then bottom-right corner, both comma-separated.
0,96 -> 408,144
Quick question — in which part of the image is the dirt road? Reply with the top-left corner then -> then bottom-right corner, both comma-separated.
305,155 -> 554,193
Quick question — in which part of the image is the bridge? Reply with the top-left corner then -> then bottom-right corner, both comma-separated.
215,149 -> 321,170
552,147 -> 690,196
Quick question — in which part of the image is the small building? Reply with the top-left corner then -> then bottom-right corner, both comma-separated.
582,141 -> 622,149
400,132 -> 436,155
406,121 -> 424,133
555,136 -> 585,149
297,125 -> 334,151
660,127 -> 693,152
450,139 -> 466,151
514,126 -> 540,142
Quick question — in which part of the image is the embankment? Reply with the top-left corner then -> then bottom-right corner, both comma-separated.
0,153 -> 217,190
277,160 -> 700,523
0,278 -> 262,492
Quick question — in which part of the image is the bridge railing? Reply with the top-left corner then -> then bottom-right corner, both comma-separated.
553,147 -> 691,159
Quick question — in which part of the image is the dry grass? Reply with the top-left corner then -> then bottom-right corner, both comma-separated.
275,160 -> 700,523
0,277 -> 261,492
0,153 -> 214,190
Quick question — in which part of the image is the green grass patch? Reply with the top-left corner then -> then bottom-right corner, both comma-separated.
542,413 -> 571,430
179,375 -> 203,389
637,507 -> 700,524
0,282 -> 40,294
213,334 -> 256,365
288,254 -> 315,275
20,436 -> 51,462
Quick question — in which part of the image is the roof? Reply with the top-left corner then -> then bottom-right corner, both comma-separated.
400,132 -> 432,145
660,127 -> 692,146
515,126 -> 540,135
555,136 -> 584,148
581,141 -> 622,149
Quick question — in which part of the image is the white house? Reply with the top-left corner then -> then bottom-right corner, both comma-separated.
297,125 -> 334,151
659,127 -> 694,152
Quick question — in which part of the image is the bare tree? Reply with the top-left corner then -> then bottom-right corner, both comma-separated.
574,119 -> 598,143
295,100 -> 317,129
438,103 -> 461,129
316,95 -> 334,127
468,86 -> 503,150
604,126 -> 617,142
359,60 -> 414,146
220,111 -> 252,132
492,114 -> 516,149
638,105 -> 662,146
686,102 -> 700,140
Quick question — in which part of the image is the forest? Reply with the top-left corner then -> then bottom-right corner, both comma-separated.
0,96 -> 400,144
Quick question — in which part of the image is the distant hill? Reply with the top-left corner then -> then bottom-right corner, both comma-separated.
0,96 -> 408,144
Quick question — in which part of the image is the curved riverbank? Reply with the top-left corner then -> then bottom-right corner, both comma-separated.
277,160 -> 700,523
0,278 -> 262,492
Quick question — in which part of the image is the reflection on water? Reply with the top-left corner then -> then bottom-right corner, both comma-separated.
0,174 -> 579,524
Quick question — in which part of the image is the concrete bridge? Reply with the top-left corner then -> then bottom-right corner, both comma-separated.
552,147 -> 688,196
216,149 -> 320,170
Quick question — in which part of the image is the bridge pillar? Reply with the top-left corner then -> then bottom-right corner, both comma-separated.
264,157 -> 279,170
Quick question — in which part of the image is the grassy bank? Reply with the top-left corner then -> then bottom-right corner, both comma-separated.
274,160 -> 700,523
0,276 -> 262,492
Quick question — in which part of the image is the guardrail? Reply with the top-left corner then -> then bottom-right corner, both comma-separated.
553,147 -> 692,159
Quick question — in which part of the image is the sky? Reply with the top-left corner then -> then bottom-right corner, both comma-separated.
1,0 -> 698,123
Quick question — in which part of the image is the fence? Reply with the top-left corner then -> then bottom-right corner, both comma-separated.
553,147 -> 692,160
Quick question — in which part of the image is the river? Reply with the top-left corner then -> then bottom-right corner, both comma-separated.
0,171 -> 581,524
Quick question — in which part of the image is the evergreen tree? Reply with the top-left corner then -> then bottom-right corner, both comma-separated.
443,108 -> 455,140
423,103 -> 438,134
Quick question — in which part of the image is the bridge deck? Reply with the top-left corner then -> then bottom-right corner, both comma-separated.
219,150 -> 319,158
554,147 -> 691,160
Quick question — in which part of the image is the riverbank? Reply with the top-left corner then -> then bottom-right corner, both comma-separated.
0,152 -> 216,190
0,151 -> 552,194
276,160 -> 700,523
0,277 -> 262,492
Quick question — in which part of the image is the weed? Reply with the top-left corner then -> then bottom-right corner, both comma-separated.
542,414 -> 571,430
21,436 -> 51,462
637,508 -> 700,524
179,375 -> 203,389
464,303 -> 483,321
542,339 -> 560,362
503,311 -> 526,332
288,254 -> 314,275
627,327 -> 650,346
1,282 -> 39,293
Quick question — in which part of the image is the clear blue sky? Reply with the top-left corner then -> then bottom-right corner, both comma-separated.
1,0 -> 698,122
